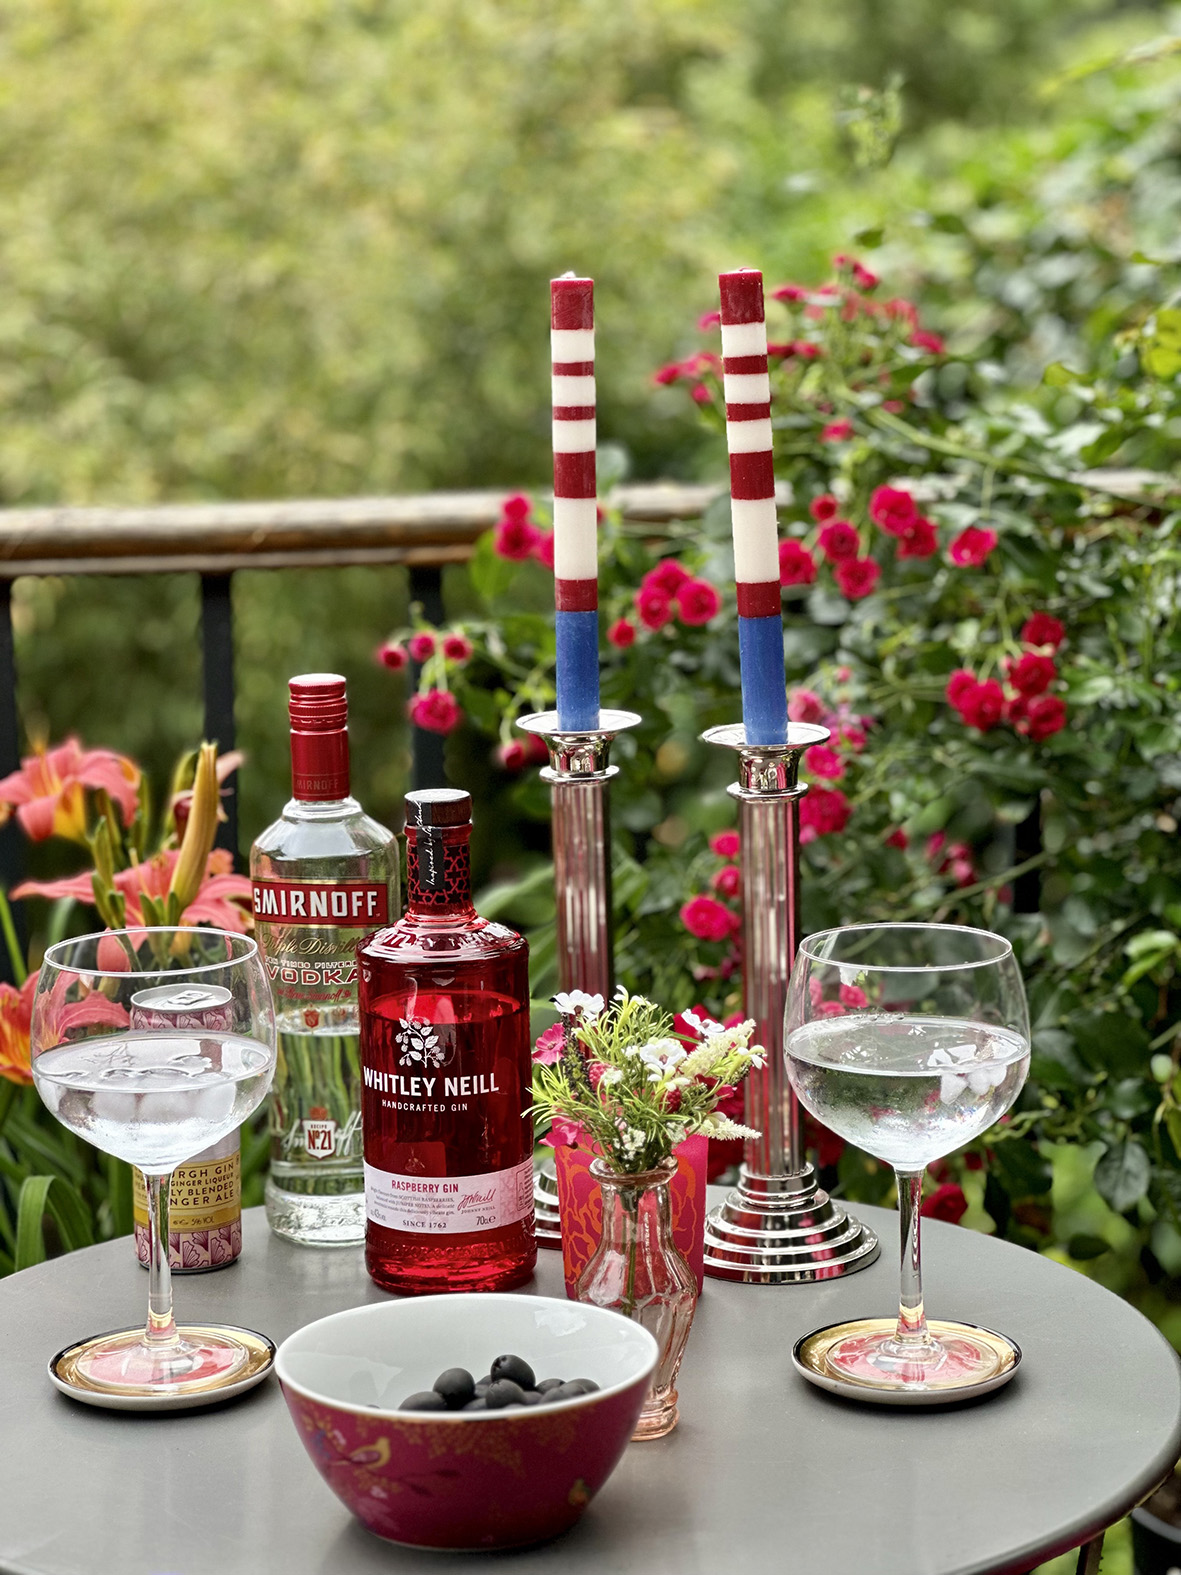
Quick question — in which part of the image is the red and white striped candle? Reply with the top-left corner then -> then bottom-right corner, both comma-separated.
719,267 -> 789,745
551,273 -> 600,732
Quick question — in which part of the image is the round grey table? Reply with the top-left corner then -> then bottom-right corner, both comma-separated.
0,1201 -> 1178,1575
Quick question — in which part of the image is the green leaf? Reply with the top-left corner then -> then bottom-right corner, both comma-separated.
468,531 -> 516,606
1067,1233 -> 1111,1260
1093,1139 -> 1151,1213
15,1175 -> 54,1270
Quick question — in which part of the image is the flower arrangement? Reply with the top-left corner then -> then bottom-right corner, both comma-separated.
531,988 -> 764,1176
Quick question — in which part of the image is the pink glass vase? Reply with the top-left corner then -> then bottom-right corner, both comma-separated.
574,1157 -> 698,1440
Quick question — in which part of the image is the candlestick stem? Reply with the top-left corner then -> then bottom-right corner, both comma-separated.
701,723 -> 879,1284
517,708 -> 642,1243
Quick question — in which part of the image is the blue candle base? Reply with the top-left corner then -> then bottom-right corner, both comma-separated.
555,610 -> 601,732
738,615 -> 789,745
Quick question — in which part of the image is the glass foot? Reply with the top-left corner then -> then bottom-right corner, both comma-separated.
51,1324 -> 274,1402
795,1317 -> 1021,1403
632,1389 -> 679,1440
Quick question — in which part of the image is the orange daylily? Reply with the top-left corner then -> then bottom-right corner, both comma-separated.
0,976 -> 35,1086
14,848 -> 253,933
0,739 -> 140,843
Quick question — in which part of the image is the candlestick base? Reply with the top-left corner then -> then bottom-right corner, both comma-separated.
533,1159 -> 563,1248
703,1164 -> 880,1283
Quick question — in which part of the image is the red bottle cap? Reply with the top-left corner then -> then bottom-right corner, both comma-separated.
289,674 -> 350,800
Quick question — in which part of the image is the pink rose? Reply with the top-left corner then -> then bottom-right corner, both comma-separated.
442,634 -> 473,664
949,526 -> 998,568
709,830 -> 740,859
821,419 -> 854,442
868,486 -> 917,535
817,520 -> 860,562
376,642 -> 408,671
809,494 -> 840,523
834,557 -> 880,600
607,617 -> 636,649
635,584 -> 673,631
779,540 -> 817,587
680,895 -> 739,943
407,689 -> 463,734
494,516 -> 541,561
788,689 -> 825,724
804,745 -> 845,781
675,578 -> 721,626
407,632 -> 436,663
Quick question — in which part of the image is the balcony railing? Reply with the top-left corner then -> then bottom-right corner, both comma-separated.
0,483 -> 718,948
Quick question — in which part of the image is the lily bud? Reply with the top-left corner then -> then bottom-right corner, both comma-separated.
168,742 -> 218,917
91,818 -> 116,892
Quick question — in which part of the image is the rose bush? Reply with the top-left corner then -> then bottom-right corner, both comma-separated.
377,240 -> 1181,1326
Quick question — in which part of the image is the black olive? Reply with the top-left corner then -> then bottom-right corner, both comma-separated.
399,1390 -> 449,1412
490,1354 -> 536,1390
545,1379 -> 598,1402
462,1398 -> 487,1411
483,1378 -> 528,1409
535,1377 -> 565,1393
433,1368 -> 475,1409
521,1390 -> 545,1405
566,1378 -> 600,1394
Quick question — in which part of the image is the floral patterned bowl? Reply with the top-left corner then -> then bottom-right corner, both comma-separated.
276,1294 -> 658,1550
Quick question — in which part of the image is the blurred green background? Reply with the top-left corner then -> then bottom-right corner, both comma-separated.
4,0 -> 1176,876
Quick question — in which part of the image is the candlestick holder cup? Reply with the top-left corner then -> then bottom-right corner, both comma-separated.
701,723 -> 879,1283
517,709 -> 642,1244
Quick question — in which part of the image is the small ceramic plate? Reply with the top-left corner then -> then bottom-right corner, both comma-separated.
49,1324 -> 275,1412
793,1317 -> 1021,1407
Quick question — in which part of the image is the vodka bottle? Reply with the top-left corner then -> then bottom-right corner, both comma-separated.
250,674 -> 398,1246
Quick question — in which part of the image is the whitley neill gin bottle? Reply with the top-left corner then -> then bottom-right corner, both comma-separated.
358,788 -> 535,1293
251,674 -> 398,1247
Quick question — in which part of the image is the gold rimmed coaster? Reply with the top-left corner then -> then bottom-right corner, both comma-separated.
49,1325 -> 275,1413
793,1318 -> 1021,1407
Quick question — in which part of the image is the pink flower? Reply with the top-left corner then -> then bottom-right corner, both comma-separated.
869,486 -> 917,535
541,1114 -> 589,1149
805,745 -> 845,781
798,786 -> 852,842
644,559 -> 691,595
945,670 -> 977,708
376,641 -> 408,671
821,419 -> 854,442
710,830 -> 740,859
817,1000 -> 846,1017
896,515 -> 938,559
852,262 -> 879,291
654,362 -> 686,386
407,632 -> 437,663
839,983 -> 868,1008
817,520 -> 860,562
712,865 -> 740,898
14,849 -> 252,933
885,827 -> 909,850
494,515 -> 541,560
532,1022 -> 566,1066
680,895 -> 740,943
779,540 -> 817,587
1006,652 -> 1056,697
690,382 -> 712,404
676,578 -> 720,626
949,526 -> 998,568
607,617 -> 636,649
697,310 -> 721,330
948,676 -> 1004,732
884,298 -> 918,327
840,724 -> 867,752
1023,694 -> 1068,742
922,1183 -> 968,1225
0,739 -> 140,844
834,557 -> 880,600
788,689 -> 825,724
1021,613 -> 1065,650
635,584 -> 673,631
497,739 -> 528,772
407,689 -> 463,734
770,283 -> 807,302
791,340 -> 822,360
911,329 -> 945,354
533,530 -> 555,570
442,634 -> 473,664
501,493 -> 532,522
809,494 -> 840,523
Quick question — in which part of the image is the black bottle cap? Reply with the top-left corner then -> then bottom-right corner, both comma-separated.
404,789 -> 472,829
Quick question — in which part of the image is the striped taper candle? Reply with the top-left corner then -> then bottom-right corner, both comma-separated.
719,268 -> 789,746
551,273 -> 600,732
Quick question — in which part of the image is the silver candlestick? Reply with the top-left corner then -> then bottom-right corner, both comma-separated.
517,708 -> 642,1245
701,722 -> 880,1283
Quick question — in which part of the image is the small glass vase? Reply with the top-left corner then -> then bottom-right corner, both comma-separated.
574,1156 -> 698,1440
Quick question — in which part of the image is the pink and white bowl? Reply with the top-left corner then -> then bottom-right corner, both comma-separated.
276,1294 -> 658,1551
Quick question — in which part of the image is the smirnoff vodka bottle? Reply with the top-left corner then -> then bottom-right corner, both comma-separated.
358,788 -> 536,1293
251,674 -> 398,1246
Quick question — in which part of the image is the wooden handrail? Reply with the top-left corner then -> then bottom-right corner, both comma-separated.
0,484 -> 722,577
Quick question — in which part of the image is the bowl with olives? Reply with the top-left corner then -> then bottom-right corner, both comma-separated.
276,1293 -> 658,1550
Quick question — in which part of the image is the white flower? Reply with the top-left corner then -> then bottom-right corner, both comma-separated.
679,1008 -> 723,1039
552,990 -> 605,1019
700,1113 -> 761,1141
638,1038 -> 687,1082
597,1068 -> 623,1086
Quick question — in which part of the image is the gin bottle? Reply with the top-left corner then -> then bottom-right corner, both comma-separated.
250,674 -> 398,1246
358,788 -> 536,1293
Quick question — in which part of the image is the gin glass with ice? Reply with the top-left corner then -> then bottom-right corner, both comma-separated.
785,922 -> 1030,1397
31,927 -> 276,1401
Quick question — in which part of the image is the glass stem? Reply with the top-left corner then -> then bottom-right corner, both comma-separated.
145,1172 -> 178,1346
894,1168 -> 930,1349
